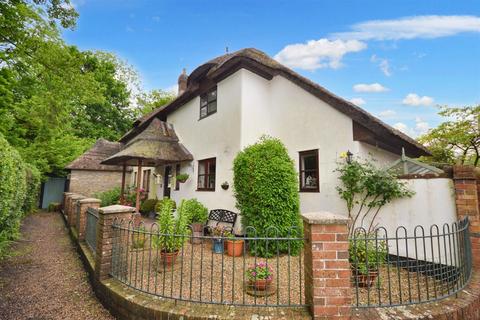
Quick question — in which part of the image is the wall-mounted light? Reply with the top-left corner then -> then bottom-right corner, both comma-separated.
346,150 -> 353,163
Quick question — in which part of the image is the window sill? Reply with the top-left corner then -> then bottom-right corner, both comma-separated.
196,188 -> 215,192
299,188 -> 319,193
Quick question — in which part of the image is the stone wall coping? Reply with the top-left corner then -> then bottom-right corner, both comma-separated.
301,211 -> 350,225
79,198 -> 102,204
64,192 -> 75,195
99,204 -> 135,214
70,195 -> 86,200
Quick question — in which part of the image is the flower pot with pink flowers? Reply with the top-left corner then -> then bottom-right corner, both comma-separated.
246,262 -> 273,291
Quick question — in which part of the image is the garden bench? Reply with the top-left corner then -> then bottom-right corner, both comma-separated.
205,209 -> 238,234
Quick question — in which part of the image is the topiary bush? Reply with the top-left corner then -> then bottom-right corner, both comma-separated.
233,136 -> 303,257
0,134 -> 27,258
141,198 -> 158,213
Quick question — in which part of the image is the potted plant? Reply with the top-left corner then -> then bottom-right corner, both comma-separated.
224,230 -> 244,257
246,262 -> 273,291
349,234 -> 387,287
155,197 -> 176,214
183,198 -> 208,244
152,199 -> 189,267
140,198 -> 158,219
211,226 -> 226,254
132,226 -> 147,250
176,173 -> 189,183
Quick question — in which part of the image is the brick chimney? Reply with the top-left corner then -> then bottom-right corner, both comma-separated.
178,68 -> 187,95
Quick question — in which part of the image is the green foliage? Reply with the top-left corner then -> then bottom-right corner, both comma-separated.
152,199 -> 190,253
245,262 -> 273,281
94,187 -> 121,207
183,198 -> 208,224
132,227 -> 147,249
419,105 -> 480,166
349,234 -> 387,274
141,198 -> 158,213
336,157 -> 414,235
176,173 -> 189,183
22,163 -> 41,214
136,89 -> 176,116
0,134 -> 28,258
155,197 -> 176,213
233,136 -> 303,257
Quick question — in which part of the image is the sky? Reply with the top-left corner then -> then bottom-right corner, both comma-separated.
64,0 -> 480,138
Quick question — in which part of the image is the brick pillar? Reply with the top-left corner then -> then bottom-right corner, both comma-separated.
453,165 -> 480,268
95,205 -> 135,281
69,195 -> 85,228
77,198 -> 101,241
302,211 -> 351,320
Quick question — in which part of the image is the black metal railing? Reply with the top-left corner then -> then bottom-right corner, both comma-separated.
110,219 -> 306,307
350,218 -> 472,308
85,208 -> 98,254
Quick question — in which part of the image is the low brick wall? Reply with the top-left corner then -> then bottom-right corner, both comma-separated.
352,269 -> 480,320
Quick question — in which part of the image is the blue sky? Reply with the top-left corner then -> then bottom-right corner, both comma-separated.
64,0 -> 480,138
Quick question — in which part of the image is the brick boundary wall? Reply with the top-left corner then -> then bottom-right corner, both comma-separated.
77,198 -> 101,241
352,165 -> 480,320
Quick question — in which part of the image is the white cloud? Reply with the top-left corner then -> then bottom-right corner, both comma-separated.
353,83 -> 389,93
165,84 -> 178,94
370,55 -> 392,76
152,16 -> 161,22
393,118 -> 430,137
274,38 -> 367,71
402,93 -> 434,106
350,98 -> 366,106
333,15 -> 480,41
378,109 -> 397,119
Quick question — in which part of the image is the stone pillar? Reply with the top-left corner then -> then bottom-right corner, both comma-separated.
453,165 -> 480,268
62,192 -> 74,212
302,211 -> 351,320
64,193 -> 76,224
77,198 -> 101,241
95,205 -> 135,281
69,195 -> 85,228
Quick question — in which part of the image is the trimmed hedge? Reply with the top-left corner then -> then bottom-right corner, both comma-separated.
0,134 -> 41,258
233,136 -> 303,257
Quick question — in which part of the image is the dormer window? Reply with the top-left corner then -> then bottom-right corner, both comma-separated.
200,87 -> 217,119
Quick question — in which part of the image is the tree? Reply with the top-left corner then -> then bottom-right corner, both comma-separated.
136,89 -> 176,116
419,105 -> 480,166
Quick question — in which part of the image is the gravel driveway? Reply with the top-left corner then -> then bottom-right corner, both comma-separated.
0,211 -> 114,320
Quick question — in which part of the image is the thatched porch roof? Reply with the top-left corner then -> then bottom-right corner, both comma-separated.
101,118 -> 193,166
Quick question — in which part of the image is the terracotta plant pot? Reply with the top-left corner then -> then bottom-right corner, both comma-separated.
251,278 -> 272,291
226,239 -> 244,257
160,250 -> 179,266
354,270 -> 379,287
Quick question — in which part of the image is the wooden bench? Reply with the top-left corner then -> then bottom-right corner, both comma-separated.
205,209 -> 238,234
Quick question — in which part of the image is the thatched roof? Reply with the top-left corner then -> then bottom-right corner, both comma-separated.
101,118 -> 193,166
65,139 -> 131,172
122,48 -> 430,158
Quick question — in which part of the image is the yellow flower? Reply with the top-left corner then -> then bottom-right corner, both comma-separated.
340,151 -> 348,159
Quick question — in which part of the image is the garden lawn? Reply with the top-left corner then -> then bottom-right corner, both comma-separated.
0,211 -> 114,320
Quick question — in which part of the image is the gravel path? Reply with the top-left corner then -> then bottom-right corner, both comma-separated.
0,211 -> 114,320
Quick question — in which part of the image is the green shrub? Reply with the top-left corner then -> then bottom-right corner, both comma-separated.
233,136 -> 302,257
349,234 -> 387,274
94,187 -> 121,207
141,198 -> 158,213
22,164 -> 41,214
183,198 -> 208,224
152,199 -> 190,252
155,197 -> 176,213
0,134 -> 27,258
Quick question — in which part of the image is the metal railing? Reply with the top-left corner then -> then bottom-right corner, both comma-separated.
350,218 -> 472,308
85,208 -> 98,254
111,219 -> 306,307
